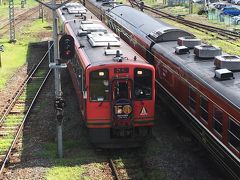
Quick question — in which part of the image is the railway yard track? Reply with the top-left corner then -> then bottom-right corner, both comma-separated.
129,0 -> 240,46
0,46 -> 52,176
0,6 -> 39,37
109,155 -> 146,179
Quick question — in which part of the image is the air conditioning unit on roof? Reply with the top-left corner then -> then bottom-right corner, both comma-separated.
194,45 -> 222,59
215,69 -> 234,80
177,36 -> 201,48
175,46 -> 189,55
214,55 -> 240,71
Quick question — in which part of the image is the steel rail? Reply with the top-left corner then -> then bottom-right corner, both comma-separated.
0,43 -> 53,124
130,0 -> 240,39
0,68 -> 52,175
0,6 -> 39,36
0,43 -> 53,175
0,8 -> 34,28
0,65 -> 36,117
109,159 -> 120,180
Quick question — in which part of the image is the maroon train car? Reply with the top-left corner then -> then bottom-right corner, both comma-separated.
84,1 -> 240,178
57,3 -> 155,148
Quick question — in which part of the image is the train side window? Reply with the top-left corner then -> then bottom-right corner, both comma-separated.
200,96 -> 208,123
213,107 -> 223,136
134,68 -> 152,100
228,118 -> 240,152
188,87 -> 196,112
90,69 -> 109,101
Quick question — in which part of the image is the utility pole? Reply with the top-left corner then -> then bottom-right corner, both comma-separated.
39,4 -> 44,22
9,0 -> 16,43
21,0 -> 25,8
36,0 -> 72,158
0,45 -> 4,68
189,0 -> 193,14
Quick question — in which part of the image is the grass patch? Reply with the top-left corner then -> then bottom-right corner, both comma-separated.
46,166 -> 88,180
39,140 -> 106,180
38,140 -> 101,160
7,114 -> 24,121
140,139 -> 168,156
161,5 -> 189,15
0,0 -> 38,20
0,19 -> 51,90
35,69 -> 47,77
0,134 -> 15,153
148,168 -> 168,179
114,158 -> 125,168
144,0 -> 164,7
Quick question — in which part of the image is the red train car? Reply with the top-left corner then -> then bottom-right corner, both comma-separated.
84,1 -> 240,178
57,3 -> 155,148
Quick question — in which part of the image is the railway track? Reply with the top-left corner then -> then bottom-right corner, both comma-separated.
0,45 -> 52,175
109,153 -> 146,179
129,0 -> 240,45
0,6 -> 39,37
0,8 -> 26,23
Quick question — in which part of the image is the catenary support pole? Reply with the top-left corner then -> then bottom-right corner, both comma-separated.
9,0 -> 16,43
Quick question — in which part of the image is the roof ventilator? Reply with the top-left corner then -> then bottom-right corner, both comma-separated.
214,55 -> 240,71
215,69 -> 234,80
88,33 -> 121,47
78,30 -> 90,37
194,45 -> 222,59
78,23 -> 107,37
175,46 -> 189,55
105,43 -> 122,55
63,3 -> 87,14
105,45 -> 123,55
75,14 -> 86,20
80,23 -> 107,33
105,49 -> 122,55
113,50 -> 123,62
148,28 -> 192,42
81,20 -> 93,24
177,36 -> 201,48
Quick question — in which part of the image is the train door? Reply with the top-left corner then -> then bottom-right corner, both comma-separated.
111,79 -> 133,128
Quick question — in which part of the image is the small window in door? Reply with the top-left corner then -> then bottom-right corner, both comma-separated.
114,81 -> 129,100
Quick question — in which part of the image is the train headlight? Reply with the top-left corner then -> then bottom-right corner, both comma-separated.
137,70 -> 143,75
99,71 -> 105,76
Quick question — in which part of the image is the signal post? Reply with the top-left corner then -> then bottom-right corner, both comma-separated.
36,0 -> 73,158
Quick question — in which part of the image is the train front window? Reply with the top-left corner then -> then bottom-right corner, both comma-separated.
228,118 -> 240,152
134,68 -> 152,100
90,69 -> 109,101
